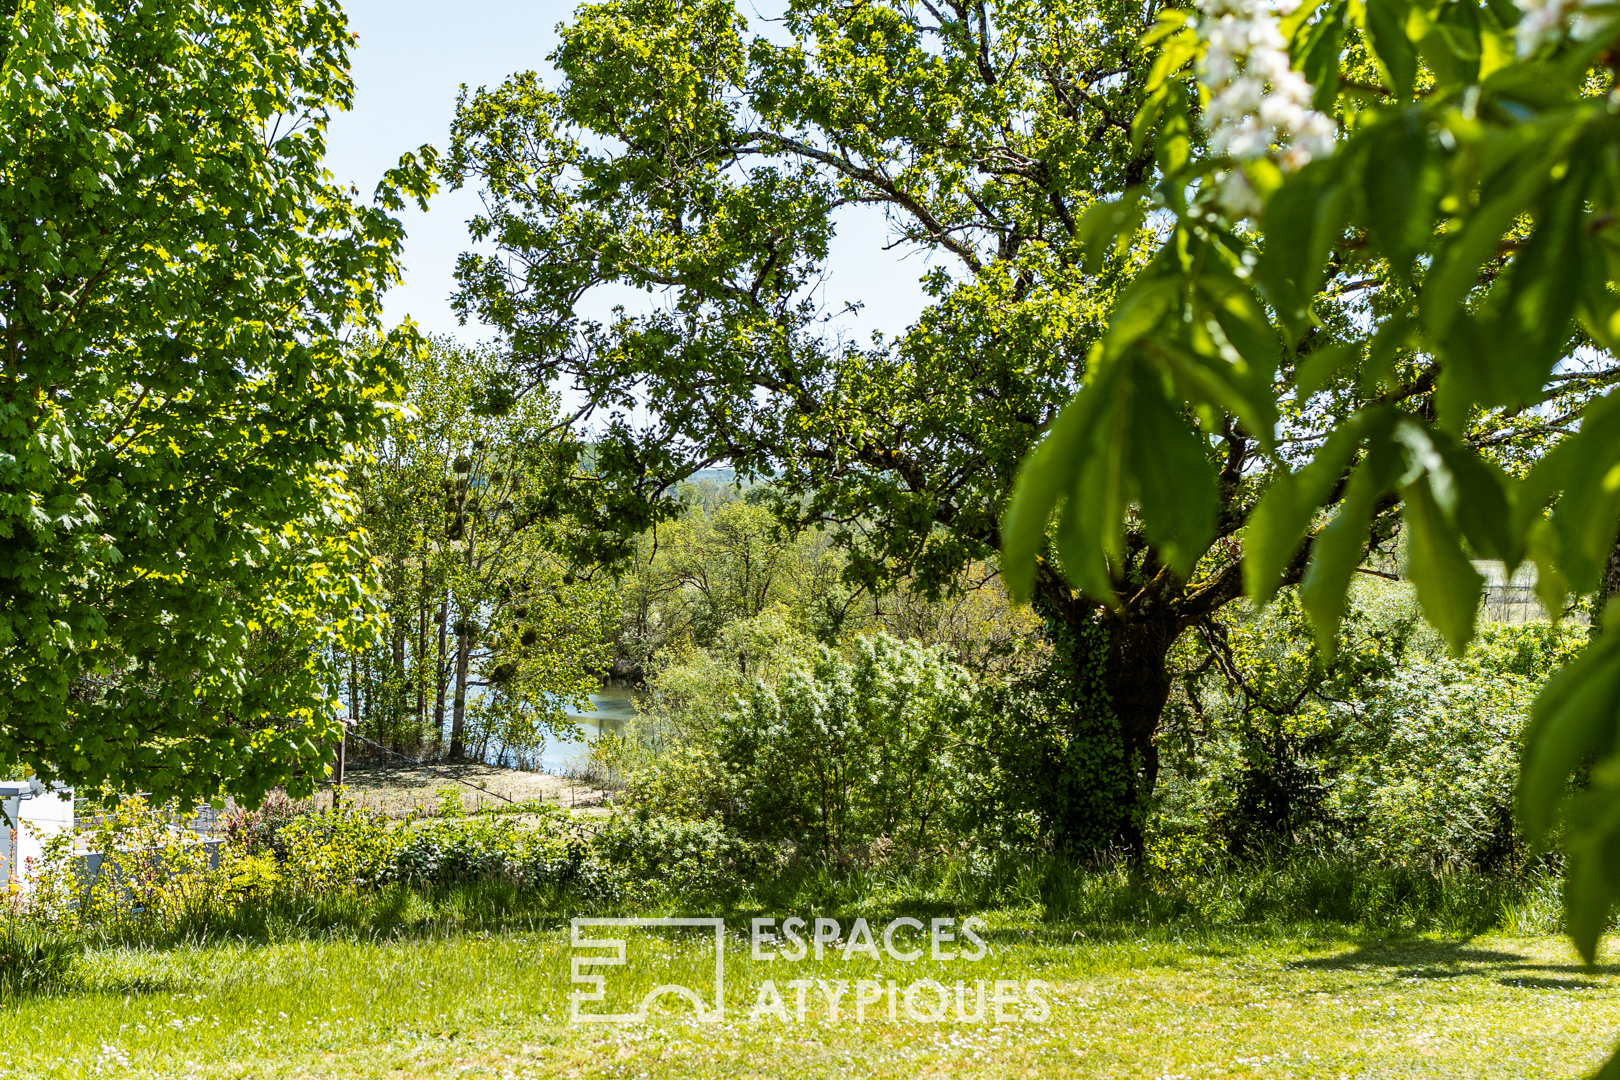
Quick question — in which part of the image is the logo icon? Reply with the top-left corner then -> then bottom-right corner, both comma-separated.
569,917 -> 726,1024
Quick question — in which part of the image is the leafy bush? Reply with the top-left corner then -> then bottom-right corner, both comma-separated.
1326,621 -> 1587,870
221,790 -> 304,859
1154,584 -> 1589,870
713,634 -> 979,857
380,811 -> 616,901
14,793 -> 624,947
275,806 -> 398,892
592,811 -> 763,903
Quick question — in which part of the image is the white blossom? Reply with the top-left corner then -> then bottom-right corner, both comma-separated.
1194,0 -> 1337,218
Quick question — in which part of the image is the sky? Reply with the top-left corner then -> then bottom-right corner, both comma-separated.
323,0 -> 935,345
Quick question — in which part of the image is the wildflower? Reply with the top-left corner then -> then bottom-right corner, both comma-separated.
1194,0 -> 1337,216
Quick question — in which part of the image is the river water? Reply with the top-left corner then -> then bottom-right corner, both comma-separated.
533,687 -> 637,773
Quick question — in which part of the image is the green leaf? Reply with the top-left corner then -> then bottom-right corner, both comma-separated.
1131,84 -> 1170,156
1298,434 -> 1401,655
1055,455 -> 1122,602
1439,158 -> 1594,427
1428,431 -> 1521,564
1564,794 -> 1620,961
1280,0 -> 1329,41
1362,112 -> 1443,277
1078,193 -> 1148,275
1257,164 -> 1348,342
1141,9 -> 1191,46
1128,366 -> 1218,578
1360,312 -> 1416,393
1517,614 -> 1620,847
1519,388 -> 1620,594
1400,471 -> 1485,655
1365,0 -> 1419,99
1156,84 -> 1193,176
1245,413 -> 1373,604
1525,519 -> 1573,621
1102,272 -> 1183,361
1054,364 -> 1134,601
1423,162 -> 1549,341
1297,0 -> 1348,109
1294,340 -> 1361,398
1000,385 -> 1106,603
1146,28 -> 1200,92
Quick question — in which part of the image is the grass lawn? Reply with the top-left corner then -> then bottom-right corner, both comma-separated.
8,920 -> 1619,1078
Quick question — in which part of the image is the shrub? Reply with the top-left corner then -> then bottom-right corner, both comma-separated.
379,810 -> 614,901
1154,584 -> 1590,870
1326,621 -> 1587,870
714,634 -> 979,857
592,810 -> 762,903
221,790 -> 304,859
275,805 -> 398,892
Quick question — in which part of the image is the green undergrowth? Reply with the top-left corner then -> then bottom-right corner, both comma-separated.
11,852 -> 1569,962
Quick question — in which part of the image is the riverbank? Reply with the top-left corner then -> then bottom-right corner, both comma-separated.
335,760 -> 614,816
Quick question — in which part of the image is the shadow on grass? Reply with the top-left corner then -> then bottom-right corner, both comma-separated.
1291,939 -> 1620,984
1294,941 -> 1530,971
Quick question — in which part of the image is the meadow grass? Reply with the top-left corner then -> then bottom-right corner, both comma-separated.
8,918 -> 1619,1079
0,854 -> 1611,1079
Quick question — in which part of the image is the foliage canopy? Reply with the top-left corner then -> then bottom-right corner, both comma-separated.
0,0 -> 432,803
993,0 -> 1620,998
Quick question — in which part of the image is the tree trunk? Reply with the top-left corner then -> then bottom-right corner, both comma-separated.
448,616 -> 471,760
1098,604 -> 1180,856
1030,566 -> 1177,861
348,653 -> 359,740
415,594 -> 428,739
433,597 -> 449,747
390,551 -> 407,749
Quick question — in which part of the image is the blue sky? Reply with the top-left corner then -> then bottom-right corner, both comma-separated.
324,0 -> 933,345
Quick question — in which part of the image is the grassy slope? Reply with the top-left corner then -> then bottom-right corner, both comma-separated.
9,921 -> 1619,1079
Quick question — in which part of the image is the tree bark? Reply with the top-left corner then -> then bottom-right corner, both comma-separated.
1028,562 -> 1189,861
448,616 -> 472,760
1099,604 -> 1181,854
433,597 -> 449,747
415,595 -> 428,739
390,550 -> 407,749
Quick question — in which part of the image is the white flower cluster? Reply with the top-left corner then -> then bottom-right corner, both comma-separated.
1195,0 -> 1337,217
1514,0 -> 1607,56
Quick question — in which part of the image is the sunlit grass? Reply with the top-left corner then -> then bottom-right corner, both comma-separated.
6,920 -> 1618,1078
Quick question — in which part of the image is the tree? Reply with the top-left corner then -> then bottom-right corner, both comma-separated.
0,0 -> 434,804
443,0 -> 1194,853
344,338 -> 614,762
990,0 -> 1620,1059
442,0 -> 1600,853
